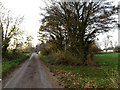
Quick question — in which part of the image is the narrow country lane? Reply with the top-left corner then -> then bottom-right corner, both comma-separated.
3,53 -> 62,88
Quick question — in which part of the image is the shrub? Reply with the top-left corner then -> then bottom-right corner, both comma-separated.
86,44 -> 101,66
2,52 -> 31,77
48,51 -> 82,65
114,46 -> 120,53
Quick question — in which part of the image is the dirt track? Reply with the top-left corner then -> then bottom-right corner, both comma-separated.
3,53 -> 63,88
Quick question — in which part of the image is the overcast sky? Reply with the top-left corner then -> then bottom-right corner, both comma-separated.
0,0 -> 120,49
0,0 -> 46,46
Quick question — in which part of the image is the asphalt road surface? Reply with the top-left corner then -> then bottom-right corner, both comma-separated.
3,53 -> 62,88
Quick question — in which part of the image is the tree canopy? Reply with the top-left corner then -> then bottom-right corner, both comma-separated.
38,1 -> 118,64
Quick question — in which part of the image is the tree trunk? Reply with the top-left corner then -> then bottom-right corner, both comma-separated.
2,44 -> 9,57
79,43 -> 89,66
82,50 -> 88,65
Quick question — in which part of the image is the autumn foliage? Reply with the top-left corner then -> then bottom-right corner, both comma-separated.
38,1 -> 117,65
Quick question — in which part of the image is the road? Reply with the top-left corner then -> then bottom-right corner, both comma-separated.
3,53 -> 62,88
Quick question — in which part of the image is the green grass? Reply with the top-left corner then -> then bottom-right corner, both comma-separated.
39,53 -> 119,88
38,54 -> 50,63
94,53 -> 119,66
50,65 -> 118,88
2,53 -> 31,77
0,63 -> 1,78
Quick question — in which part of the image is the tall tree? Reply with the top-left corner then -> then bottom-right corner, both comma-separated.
39,1 -> 118,64
0,3 -> 24,55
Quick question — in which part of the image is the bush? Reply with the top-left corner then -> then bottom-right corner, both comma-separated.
114,46 -> 120,52
2,50 -> 24,61
40,49 -> 49,55
2,52 -> 31,77
48,51 -> 82,65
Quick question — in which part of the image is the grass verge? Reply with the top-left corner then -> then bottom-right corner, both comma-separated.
38,53 -> 119,88
2,53 -> 31,77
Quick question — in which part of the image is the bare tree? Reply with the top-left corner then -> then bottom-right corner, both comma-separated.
0,3 -> 24,56
103,35 -> 112,52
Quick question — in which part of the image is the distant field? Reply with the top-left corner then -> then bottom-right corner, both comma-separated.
95,53 -> 119,66
39,53 -> 119,88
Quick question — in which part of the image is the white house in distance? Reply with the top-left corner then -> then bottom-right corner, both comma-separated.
103,47 -> 114,52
